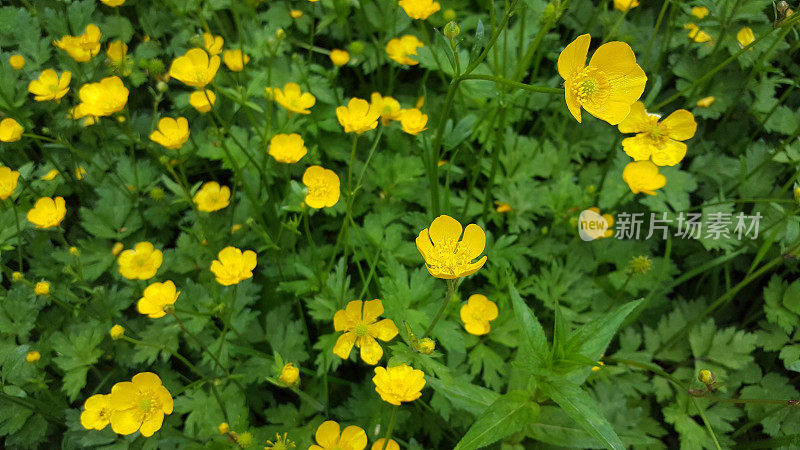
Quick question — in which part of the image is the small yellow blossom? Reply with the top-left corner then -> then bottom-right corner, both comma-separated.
330,49 -> 350,66
685,23 -> 712,43
9,54 -> 25,69
189,89 -> 216,113
218,422 -> 230,434
337,98 -> 381,134
210,246 -> 257,286
169,48 -> 220,88
203,33 -> 224,56
101,0 -> 126,6
386,35 -> 424,65
495,202 -> 512,213
691,6 -> 709,19
302,165 -> 341,208
416,337 -> 435,354
460,294 -> 499,335
75,166 -> 87,180
280,363 -> 300,387
269,133 -> 307,163
557,34 -> 647,125
69,246 -> 80,256
699,369 -> 715,385
618,101 -> 697,166
137,281 -> 180,318
27,197 -> 67,228
584,207 -> 614,238
416,215 -> 488,279
193,181 -> 230,212
111,242 -> 124,256
117,241 -> 163,280
737,27 -> 755,48
80,394 -> 112,430
614,0 -> 639,12
76,76 -> 129,117
399,0 -> 441,20
309,421 -> 367,450
0,166 -> 20,200
622,161 -> 667,195
150,117 -> 190,150
231,224 -> 243,233
41,169 -> 59,181
290,9 -> 303,18
696,96 -> 715,108
271,82 -> 316,114
109,372 -> 173,437
106,41 -> 128,64
34,281 -> 50,295
26,350 -> 40,363
372,439 -> 400,450
398,108 -> 428,135
12,272 -> 23,281
370,93 -> 403,124
592,354 -> 606,371
333,299 -> 399,365
53,24 -> 101,62
0,118 -> 24,142
372,363 -> 426,405
223,49 -> 250,71
110,324 -> 125,340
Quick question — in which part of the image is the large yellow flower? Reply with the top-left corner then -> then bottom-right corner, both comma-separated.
398,108 -> 428,135
370,92 -> 403,125
460,294 -> 499,335
372,363 -> 426,405
210,246 -> 257,286
169,48 -> 220,88
302,166 -> 340,208
399,0 -> 441,20
0,166 -> 20,200
336,98 -> 381,134
622,161 -> 667,195
309,421 -> 367,450
333,299 -> 399,365
0,118 -> 24,142
270,82 -> 316,114
106,41 -> 128,64
415,215 -> 487,279
150,117 -> 190,150
27,196 -> 67,228
137,280 -> 180,318
53,24 -> 101,62
28,69 -> 71,102
557,34 -> 647,125
77,76 -> 129,117
117,241 -> 163,280
386,35 -> 424,65
109,372 -> 173,437
618,102 -> 697,166
80,394 -> 112,431
268,133 -> 307,163
193,181 -> 230,212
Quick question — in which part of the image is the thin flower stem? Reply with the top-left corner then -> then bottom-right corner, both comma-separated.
601,10 -> 629,44
120,334 -> 204,378
612,272 -> 634,303
170,311 -> 229,378
458,74 -> 564,94
422,279 -> 458,338
380,405 -> 400,450
643,0 -> 671,65
5,199 -> 24,270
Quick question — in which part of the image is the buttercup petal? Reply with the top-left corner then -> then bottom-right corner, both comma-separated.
359,335 -> 384,365
558,34 -> 590,79
617,101 -> 650,134
651,139 -> 687,167
340,425 -> 368,450
661,109 -> 697,141
315,420 -> 341,448
333,332 -> 357,359
361,299 -> 384,324
428,215 -> 462,245
368,319 -> 399,341
460,223 -> 486,260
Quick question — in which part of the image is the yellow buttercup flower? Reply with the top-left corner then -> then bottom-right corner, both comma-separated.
737,27 -> 755,48
210,246 -> 257,286
106,41 -> 128,64
691,6 -> 709,19
310,421 -> 367,450
622,161 -> 667,195
399,0 -> 441,20
110,324 -> 125,340
330,49 -> 350,66
415,215 -> 488,279
696,96 -> 715,108
203,33 -> 224,55
77,76 -> 129,117
268,133 -> 307,163
0,118 -> 24,142
302,165 -> 340,208
53,24 -> 101,62
117,241 -> 163,280
336,98 -> 381,134
80,394 -> 112,430
290,9 -> 303,18
101,0 -> 126,6
169,48 -> 220,88
386,35 -> 423,65
372,363 -> 426,405
193,181 -> 230,212
27,197 -> 67,228
34,281 -> 50,295
558,34 -> 647,125
0,167 -> 20,200
150,117 -> 190,150
137,280 -> 180,318
26,350 -> 40,363
685,23 -> 712,43
75,166 -> 87,180
372,439 -> 400,450
280,363 -> 300,387
28,69 -> 71,102
9,54 -> 25,70
460,294 -> 499,335
585,207 -> 614,238
370,93 -> 402,125
109,372 -> 173,437
223,49 -> 250,71
398,108 -> 428,135
41,169 -> 59,181
189,89 -> 215,113
618,101 -> 697,166
333,299 -> 399,365
271,82 -> 316,114
614,0 -> 639,12
495,201 -> 512,213
218,422 -> 230,434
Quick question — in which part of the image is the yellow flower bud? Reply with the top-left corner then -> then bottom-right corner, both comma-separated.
218,422 -> 230,434
26,351 -> 40,363
699,369 -> 714,385
280,362 -> 300,387
9,54 -> 25,70
443,9 -> 456,21
69,246 -> 80,256
417,337 -> 435,354
110,324 -> 125,340
34,281 -> 50,296
12,271 -> 23,281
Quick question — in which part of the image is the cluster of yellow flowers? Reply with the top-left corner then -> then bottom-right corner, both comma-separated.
80,372 -> 173,437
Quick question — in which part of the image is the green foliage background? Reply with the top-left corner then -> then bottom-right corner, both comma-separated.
1,0 -> 800,448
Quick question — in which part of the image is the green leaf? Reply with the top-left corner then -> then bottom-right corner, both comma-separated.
570,299 -> 643,362
426,376 -> 499,416
453,390 -> 538,450
544,380 -> 625,450
508,282 -> 548,367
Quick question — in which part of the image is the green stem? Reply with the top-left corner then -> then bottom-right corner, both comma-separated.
422,279 -> 458,338
170,311 -> 229,377
380,405 -> 400,450
459,75 -> 564,94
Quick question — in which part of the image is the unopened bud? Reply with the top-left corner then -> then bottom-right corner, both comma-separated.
156,80 -> 168,92
148,59 -> 165,75
443,9 -> 456,22
794,186 -> 800,203
150,187 -> 165,201
218,422 -> 230,434
699,369 -> 714,385
349,40 -> 365,55
275,28 -> 286,40
444,21 -> 460,40
417,338 -> 435,354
